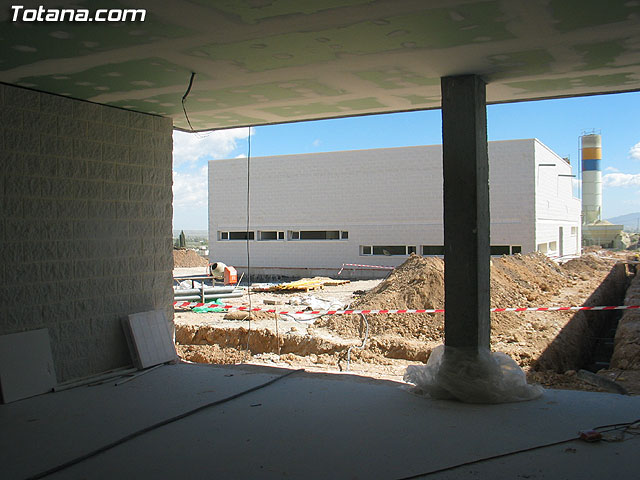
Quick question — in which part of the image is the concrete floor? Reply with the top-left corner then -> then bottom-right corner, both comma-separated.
2,363 -> 639,480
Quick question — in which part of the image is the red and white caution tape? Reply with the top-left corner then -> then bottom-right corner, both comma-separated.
173,302 -> 640,315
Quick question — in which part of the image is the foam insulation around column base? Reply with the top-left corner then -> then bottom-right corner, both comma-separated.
404,345 -> 543,404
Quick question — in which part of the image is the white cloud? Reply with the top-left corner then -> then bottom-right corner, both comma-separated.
604,166 -> 619,173
602,172 -> 640,188
630,142 -> 640,161
173,127 -> 253,167
312,139 -> 321,147
173,166 -> 208,208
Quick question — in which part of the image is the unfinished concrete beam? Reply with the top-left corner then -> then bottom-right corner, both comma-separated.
441,74 -> 491,350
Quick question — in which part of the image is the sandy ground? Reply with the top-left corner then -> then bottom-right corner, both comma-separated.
174,280 -> 407,378
174,251 -> 640,393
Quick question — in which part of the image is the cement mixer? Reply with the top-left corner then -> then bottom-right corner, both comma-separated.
208,262 -> 238,285
173,261 -> 241,304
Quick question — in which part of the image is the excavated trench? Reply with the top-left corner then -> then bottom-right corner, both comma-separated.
175,322 -> 431,363
610,269 -> 640,370
534,263 -> 634,373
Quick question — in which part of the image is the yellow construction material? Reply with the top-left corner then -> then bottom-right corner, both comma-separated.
269,279 -> 325,292
322,279 -> 351,286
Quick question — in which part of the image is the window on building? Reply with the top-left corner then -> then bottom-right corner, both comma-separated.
422,245 -> 445,255
361,245 -> 414,256
372,245 -> 410,256
490,245 -> 511,256
289,230 -> 347,240
422,245 -> 522,256
219,231 -> 254,241
259,231 -> 285,241
571,227 -> 577,236
549,241 -> 557,251
537,243 -> 548,253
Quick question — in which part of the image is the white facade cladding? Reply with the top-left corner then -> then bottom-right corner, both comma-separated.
533,141 -> 582,257
208,139 -> 581,278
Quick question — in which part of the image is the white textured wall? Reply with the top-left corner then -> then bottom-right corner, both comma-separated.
0,85 -> 174,381
488,140 -> 536,252
533,140 -> 582,256
208,140 -> 563,273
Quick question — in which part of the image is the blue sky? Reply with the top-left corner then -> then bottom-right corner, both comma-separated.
173,91 -> 640,230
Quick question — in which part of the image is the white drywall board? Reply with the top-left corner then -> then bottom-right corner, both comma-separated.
0,329 -> 56,404
123,311 -> 177,369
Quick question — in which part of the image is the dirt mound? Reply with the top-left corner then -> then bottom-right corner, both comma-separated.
491,252 -> 565,305
316,253 -> 570,342
561,253 -> 614,279
317,255 -> 445,340
173,249 -> 209,268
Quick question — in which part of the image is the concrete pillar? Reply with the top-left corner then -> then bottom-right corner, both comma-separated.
441,75 -> 490,350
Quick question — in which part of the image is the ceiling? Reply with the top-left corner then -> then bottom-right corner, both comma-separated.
1,0 -> 640,131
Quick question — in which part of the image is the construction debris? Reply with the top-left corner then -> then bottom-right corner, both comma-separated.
258,277 -> 350,292
322,279 -> 351,286
268,279 -> 324,292
263,299 -> 283,305
175,252 -> 634,392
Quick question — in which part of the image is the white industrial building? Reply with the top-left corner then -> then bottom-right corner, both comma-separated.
208,139 -> 581,278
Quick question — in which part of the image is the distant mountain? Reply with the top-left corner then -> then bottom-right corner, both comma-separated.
606,213 -> 640,231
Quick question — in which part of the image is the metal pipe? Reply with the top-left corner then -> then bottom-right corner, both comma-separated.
173,291 -> 244,302
173,286 -> 236,296
173,275 -> 212,280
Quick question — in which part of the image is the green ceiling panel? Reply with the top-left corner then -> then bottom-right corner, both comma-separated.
549,0 -> 640,33
16,58 -> 197,99
190,1 -> 514,72
393,1 -> 514,48
355,68 -> 439,89
191,0 -> 371,24
574,40 -> 629,71
111,79 -> 345,114
488,49 -> 555,78
396,94 -> 440,106
0,0 -> 190,72
2,1 -> 640,130
175,112 -> 265,129
261,97 -> 386,117
191,32 -> 334,71
192,79 -> 346,108
110,97 -> 181,116
506,73 -> 637,94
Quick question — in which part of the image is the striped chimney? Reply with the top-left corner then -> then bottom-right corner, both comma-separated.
581,133 -> 602,225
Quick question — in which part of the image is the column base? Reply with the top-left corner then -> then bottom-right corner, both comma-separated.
404,345 -> 543,403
